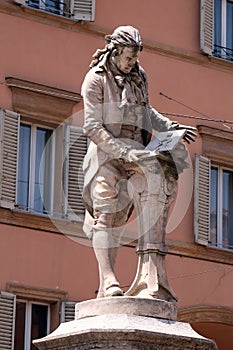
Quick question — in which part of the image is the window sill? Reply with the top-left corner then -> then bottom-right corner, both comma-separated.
166,239 -> 233,266
209,244 -> 233,254
1,206 -> 233,265
2,2 -> 233,76
209,55 -> 233,69
1,1 -> 96,36
0,207 -> 86,239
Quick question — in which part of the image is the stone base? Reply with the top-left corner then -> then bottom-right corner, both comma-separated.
75,296 -> 177,321
33,297 -> 218,350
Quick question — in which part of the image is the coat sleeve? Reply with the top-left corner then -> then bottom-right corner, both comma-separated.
149,107 -> 174,131
81,70 -> 131,159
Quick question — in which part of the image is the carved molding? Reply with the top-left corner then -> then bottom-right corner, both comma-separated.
198,125 -> 233,167
1,2 -> 233,75
5,77 -> 82,125
178,305 -> 233,325
166,238 -> 233,266
1,205 -> 232,266
6,281 -> 67,302
0,207 -> 85,239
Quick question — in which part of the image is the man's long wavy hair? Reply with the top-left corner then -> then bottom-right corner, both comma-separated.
89,25 -> 143,68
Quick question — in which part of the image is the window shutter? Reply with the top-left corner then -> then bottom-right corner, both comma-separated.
200,0 -> 214,55
60,301 -> 76,322
14,0 -> 27,5
64,126 -> 87,221
0,109 -> 20,210
194,154 -> 211,246
0,292 -> 16,350
71,0 -> 95,21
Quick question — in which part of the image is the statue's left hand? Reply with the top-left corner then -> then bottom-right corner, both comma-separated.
170,122 -> 197,144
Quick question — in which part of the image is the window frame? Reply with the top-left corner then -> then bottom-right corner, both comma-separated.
195,125 -> 233,251
200,0 -> 233,60
28,0 -> 68,17
0,108 -> 87,220
6,282 -> 68,331
17,122 -> 55,216
210,164 -> 233,250
15,299 -> 50,350
214,0 -> 233,59
14,0 -> 96,21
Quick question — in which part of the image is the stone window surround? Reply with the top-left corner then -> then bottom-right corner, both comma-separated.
197,124 -> 233,168
6,281 -> 68,331
0,76 -> 84,237
167,125 -> 233,266
5,77 -> 82,126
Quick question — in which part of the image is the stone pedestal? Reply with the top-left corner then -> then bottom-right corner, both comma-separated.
33,297 -> 217,350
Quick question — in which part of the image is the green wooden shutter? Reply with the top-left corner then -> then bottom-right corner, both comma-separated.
0,292 -> 16,350
64,126 -> 87,221
200,0 -> 214,55
72,0 -> 95,21
0,109 -> 20,209
194,154 -> 211,246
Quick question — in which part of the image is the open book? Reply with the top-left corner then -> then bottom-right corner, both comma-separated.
145,129 -> 186,153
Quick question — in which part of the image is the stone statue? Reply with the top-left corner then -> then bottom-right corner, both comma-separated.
81,25 -> 196,302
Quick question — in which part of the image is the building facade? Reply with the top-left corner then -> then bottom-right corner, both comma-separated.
0,1 -> 233,349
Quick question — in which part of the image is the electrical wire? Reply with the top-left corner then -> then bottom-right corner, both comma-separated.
159,92 -> 210,118
159,111 -> 233,125
159,91 -> 233,126
1,82 -> 233,125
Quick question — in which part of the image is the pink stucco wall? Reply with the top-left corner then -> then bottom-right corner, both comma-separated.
0,1 -> 233,347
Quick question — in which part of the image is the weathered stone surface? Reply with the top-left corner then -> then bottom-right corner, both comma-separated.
75,296 -> 177,321
33,313 -> 217,350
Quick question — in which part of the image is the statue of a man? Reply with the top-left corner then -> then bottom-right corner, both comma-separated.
81,25 -> 195,299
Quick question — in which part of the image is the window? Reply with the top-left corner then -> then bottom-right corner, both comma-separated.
14,0 -> 96,21
17,124 -> 54,215
214,0 -> 233,59
28,0 -> 69,16
210,166 -> 233,249
194,126 -> 233,250
0,109 -> 87,222
1,285 -> 70,350
194,156 -> 233,251
14,301 -> 50,350
201,0 -> 233,60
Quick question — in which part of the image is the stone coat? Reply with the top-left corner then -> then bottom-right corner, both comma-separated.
81,59 -> 173,214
